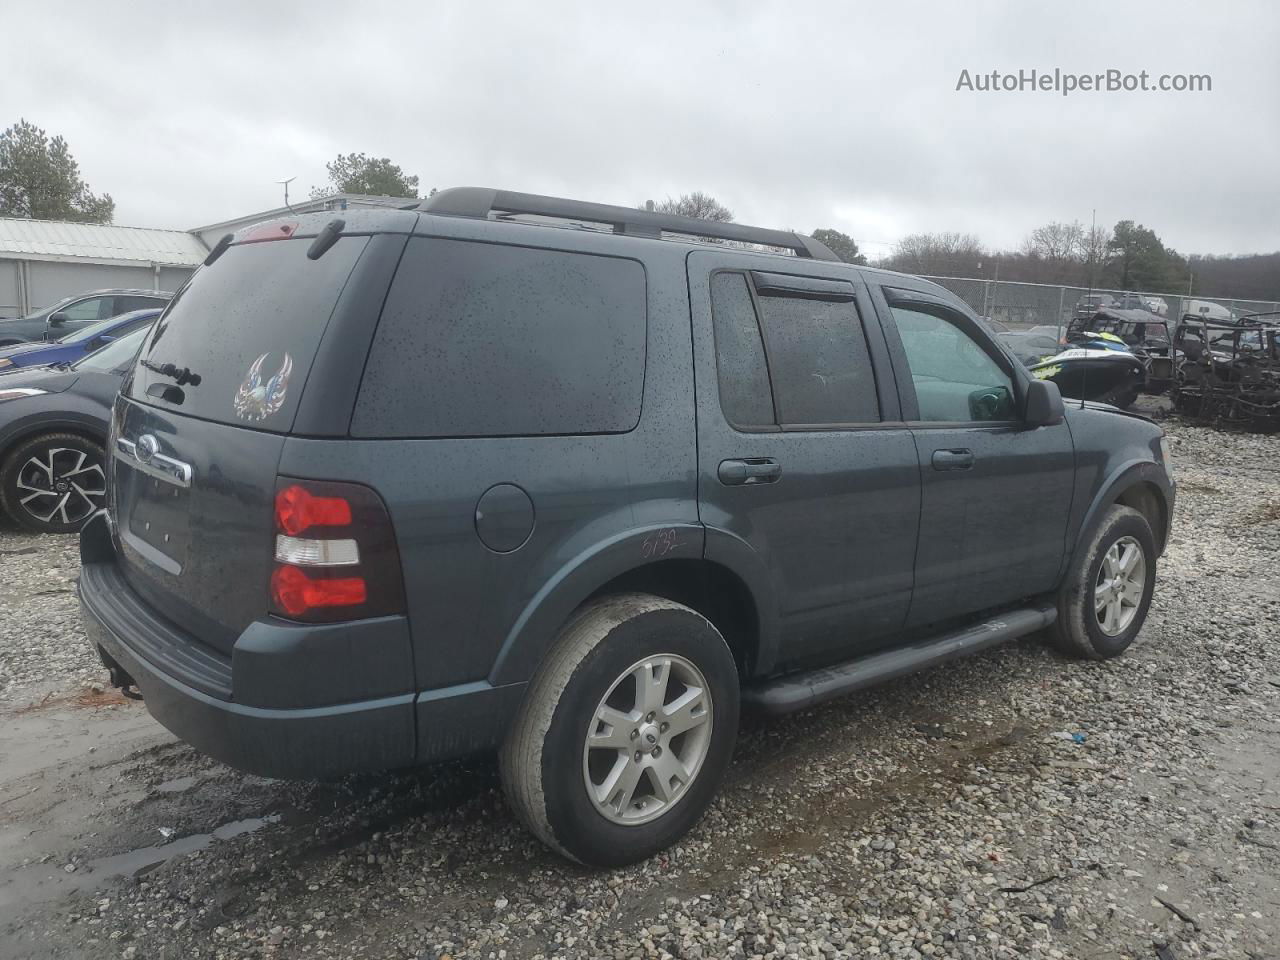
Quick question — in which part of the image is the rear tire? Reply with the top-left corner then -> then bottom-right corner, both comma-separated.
0,433 -> 106,534
499,593 -> 740,866
1047,504 -> 1156,659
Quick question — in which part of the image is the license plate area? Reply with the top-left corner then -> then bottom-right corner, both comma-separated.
122,466 -> 191,571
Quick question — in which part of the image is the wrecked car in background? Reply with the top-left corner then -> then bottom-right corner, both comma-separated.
1172,312 -> 1280,432
1064,308 -> 1175,394
1071,292 -> 1154,320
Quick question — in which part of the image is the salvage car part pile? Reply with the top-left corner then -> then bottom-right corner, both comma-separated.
1172,313 -> 1280,433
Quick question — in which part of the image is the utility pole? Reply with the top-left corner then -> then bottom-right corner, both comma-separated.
1088,208 -> 1098,291
990,256 -> 1000,322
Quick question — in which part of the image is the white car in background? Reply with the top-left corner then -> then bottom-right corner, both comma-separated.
1141,296 -> 1169,316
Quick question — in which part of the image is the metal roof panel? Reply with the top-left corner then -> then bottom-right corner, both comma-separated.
0,218 -> 209,266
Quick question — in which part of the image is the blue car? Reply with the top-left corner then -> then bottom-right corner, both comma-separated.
0,309 -> 161,372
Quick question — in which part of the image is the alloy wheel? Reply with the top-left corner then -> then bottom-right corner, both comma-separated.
1094,535 -> 1147,636
582,654 -> 714,826
15,447 -> 106,527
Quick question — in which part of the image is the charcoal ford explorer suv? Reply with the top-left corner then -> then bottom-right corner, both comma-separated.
79,189 -> 1174,866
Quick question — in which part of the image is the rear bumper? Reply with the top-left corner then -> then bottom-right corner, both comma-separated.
78,514 -> 416,779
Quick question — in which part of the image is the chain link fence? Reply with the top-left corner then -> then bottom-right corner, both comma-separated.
919,276 -> 1280,332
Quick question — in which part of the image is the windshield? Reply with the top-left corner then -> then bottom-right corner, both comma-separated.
18,298 -> 69,321
72,325 -> 152,372
15,295 -> 74,322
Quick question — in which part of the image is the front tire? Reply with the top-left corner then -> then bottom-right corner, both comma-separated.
1047,504 -> 1156,659
499,593 -> 740,866
0,433 -> 107,534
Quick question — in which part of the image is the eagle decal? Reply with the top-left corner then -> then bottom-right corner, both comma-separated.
233,352 -> 293,422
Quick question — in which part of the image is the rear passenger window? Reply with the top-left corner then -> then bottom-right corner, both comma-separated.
755,287 -> 880,425
353,239 -> 646,438
117,295 -> 164,313
709,273 -> 775,427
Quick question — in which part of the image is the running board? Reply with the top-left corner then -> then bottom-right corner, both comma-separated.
743,604 -> 1057,716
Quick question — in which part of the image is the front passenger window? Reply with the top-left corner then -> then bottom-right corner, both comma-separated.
890,306 -> 1016,422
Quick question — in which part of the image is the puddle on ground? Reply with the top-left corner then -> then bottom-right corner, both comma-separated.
0,815 -> 280,912
152,775 -> 198,794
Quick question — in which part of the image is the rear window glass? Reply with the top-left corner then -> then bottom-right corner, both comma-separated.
352,238 -> 646,438
756,289 -> 880,425
709,272 -> 775,428
128,236 -> 368,429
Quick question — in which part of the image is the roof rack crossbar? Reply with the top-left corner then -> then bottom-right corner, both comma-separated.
418,187 -> 840,261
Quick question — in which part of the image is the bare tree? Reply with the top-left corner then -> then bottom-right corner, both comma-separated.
1023,220 -> 1085,261
886,232 -> 986,277
1188,252 -> 1280,301
1081,224 -> 1113,287
648,192 -> 733,222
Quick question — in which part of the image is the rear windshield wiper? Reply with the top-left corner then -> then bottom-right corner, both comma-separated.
142,358 -> 202,386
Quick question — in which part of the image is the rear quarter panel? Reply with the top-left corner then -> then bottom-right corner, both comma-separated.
279,219 -> 701,693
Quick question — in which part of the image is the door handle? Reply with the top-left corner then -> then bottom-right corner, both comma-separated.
718,458 -> 782,486
931,448 -> 975,471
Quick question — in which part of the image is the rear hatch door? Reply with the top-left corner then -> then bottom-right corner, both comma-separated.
111,229 -> 379,656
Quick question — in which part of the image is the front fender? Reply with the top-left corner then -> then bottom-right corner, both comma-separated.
487,522 -> 706,686
1070,458 -> 1173,566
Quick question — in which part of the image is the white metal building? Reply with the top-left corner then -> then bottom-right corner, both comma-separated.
0,193 -> 418,318
0,219 -> 208,317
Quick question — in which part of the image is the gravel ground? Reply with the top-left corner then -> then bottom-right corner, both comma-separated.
0,522 -> 94,702
0,414 -> 1277,960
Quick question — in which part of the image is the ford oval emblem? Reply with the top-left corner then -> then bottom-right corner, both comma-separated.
136,434 -> 160,464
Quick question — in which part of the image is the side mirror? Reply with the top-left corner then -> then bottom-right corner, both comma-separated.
88,335 -> 114,351
1023,378 -> 1065,427
48,311 -> 69,326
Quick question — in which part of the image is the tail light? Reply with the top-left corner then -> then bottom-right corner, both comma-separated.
268,478 -> 405,623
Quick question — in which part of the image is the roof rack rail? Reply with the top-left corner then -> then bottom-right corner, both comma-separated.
418,187 -> 840,262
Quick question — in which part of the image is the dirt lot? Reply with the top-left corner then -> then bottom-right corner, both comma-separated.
1,411 -> 1278,960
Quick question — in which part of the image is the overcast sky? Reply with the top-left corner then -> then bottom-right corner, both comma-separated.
4,0 -> 1277,257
